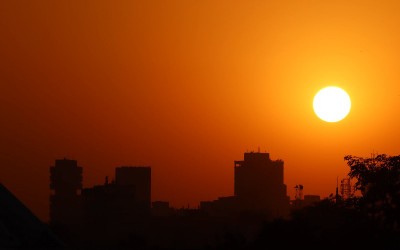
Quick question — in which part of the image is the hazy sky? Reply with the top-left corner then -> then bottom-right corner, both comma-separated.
1,0 -> 400,221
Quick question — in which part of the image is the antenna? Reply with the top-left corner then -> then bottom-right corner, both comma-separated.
371,149 -> 378,164
294,184 -> 303,200
335,176 -> 339,201
337,176 -> 338,189
340,177 -> 353,200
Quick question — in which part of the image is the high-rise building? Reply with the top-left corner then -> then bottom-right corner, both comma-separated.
234,152 -> 289,217
115,166 -> 151,214
82,180 -> 137,227
49,158 -> 82,226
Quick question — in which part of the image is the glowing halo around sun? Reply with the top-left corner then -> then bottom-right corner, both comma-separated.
313,86 -> 351,122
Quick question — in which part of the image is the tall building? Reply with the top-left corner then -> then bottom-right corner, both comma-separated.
82,179 -> 137,227
49,158 -> 82,226
234,152 -> 289,217
115,166 -> 151,214
81,166 -> 152,227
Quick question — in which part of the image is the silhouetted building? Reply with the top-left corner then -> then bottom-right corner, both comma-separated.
234,152 -> 289,218
200,152 -> 290,218
200,196 -> 239,216
115,166 -> 151,214
303,195 -> 320,206
291,194 -> 321,209
82,166 -> 152,227
82,179 -> 138,227
152,201 -> 174,216
0,183 -> 64,248
50,158 -> 82,226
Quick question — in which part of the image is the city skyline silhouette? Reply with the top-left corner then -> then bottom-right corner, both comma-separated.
2,1 -> 400,223
49,151 -> 323,223
18,151 -> 325,248
1,152 -> 399,249
1,0 -> 400,249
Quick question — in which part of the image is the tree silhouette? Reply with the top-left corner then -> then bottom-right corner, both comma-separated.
344,154 -> 400,232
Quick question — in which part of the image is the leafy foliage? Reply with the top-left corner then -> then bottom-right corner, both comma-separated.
344,154 -> 400,231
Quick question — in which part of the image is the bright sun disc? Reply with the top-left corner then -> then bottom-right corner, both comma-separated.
313,86 -> 351,122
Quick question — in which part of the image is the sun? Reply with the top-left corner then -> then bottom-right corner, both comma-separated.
313,86 -> 351,122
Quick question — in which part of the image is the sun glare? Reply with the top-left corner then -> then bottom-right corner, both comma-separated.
313,86 -> 351,122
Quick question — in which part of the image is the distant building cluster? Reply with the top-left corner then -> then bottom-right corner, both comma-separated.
49,152 -> 320,231
50,159 -> 151,228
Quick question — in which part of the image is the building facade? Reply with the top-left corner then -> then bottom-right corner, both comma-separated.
115,166 -> 151,213
49,158 -> 83,226
234,152 -> 289,217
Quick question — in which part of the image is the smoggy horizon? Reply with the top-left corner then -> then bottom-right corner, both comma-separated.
1,0 -> 400,222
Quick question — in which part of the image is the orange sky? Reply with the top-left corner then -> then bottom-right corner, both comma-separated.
1,0 -> 400,221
